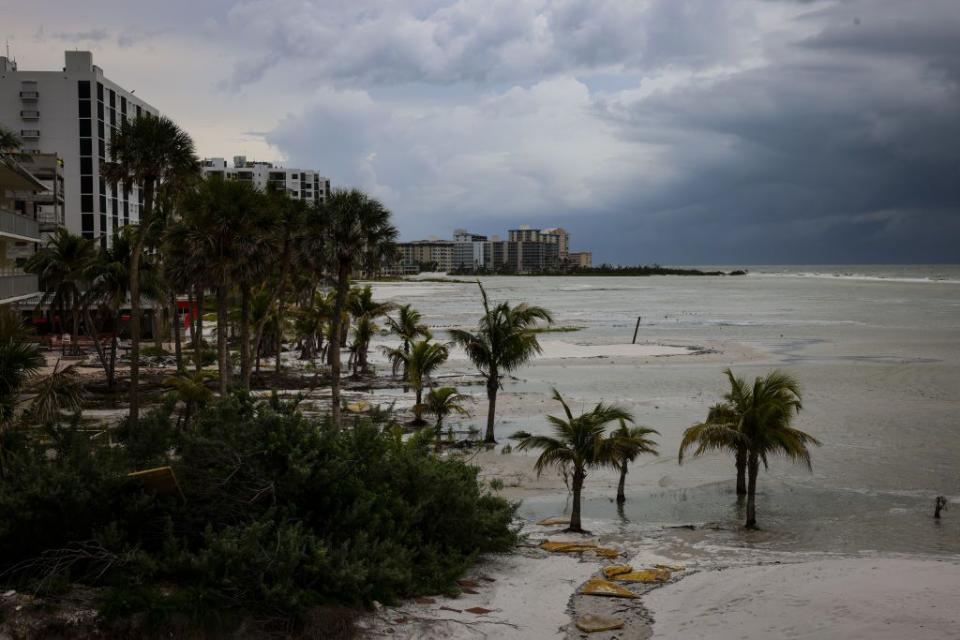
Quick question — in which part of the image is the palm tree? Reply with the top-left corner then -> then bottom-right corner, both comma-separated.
0,308 -> 45,478
294,290 -> 333,362
385,304 -> 431,379
679,401 -> 746,496
316,189 -> 397,427
384,339 -> 449,425
518,389 -> 633,533
450,282 -> 552,443
418,386 -> 469,450
0,125 -> 21,154
347,285 -> 393,376
681,368 -> 820,529
83,227 -> 160,389
102,114 -> 198,426
25,229 -> 98,351
610,420 -> 659,504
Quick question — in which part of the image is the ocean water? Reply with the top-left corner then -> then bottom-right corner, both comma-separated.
371,266 -> 960,557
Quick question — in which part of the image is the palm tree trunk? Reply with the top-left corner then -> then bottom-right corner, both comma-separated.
127,176 -> 156,426
735,446 -> 747,498
152,308 -> 163,350
193,287 -> 204,374
171,291 -> 183,372
745,453 -> 759,529
216,283 -> 230,394
414,386 -> 424,424
187,290 -> 196,347
329,261 -> 351,428
616,461 -> 628,504
484,375 -> 498,443
239,282 -> 251,390
109,312 -> 119,390
569,467 -> 585,533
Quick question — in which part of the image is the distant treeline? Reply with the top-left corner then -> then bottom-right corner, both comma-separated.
448,265 -> 748,277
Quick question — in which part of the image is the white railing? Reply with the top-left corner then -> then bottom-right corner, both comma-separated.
0,208 -> 40,240
0,273 -> 39,302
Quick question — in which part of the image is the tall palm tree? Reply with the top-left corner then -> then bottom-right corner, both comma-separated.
680,368 -> 820,529
518,389 -> 633,533
418,386 -> 468,451
83,227 -> 160,389
294,290 -> 334,362
385,304 -> 431,378
316,189 -> 397,427
25,229 -> 98,350
450,282 -> 552,443
610,420 -> 659,504
383,339 -> 449,425
102,114 -> 198,426
348,314 -> 377,376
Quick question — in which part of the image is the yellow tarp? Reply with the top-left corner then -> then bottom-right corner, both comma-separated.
539,541 -> 597,553
612,568 -> 671,583
580,579 -> 638,599
601,565 -> 633,579
593,547 -> 620,559
656,563 -> 685,572
346,400 -> 370,413
575,614 -> 625,632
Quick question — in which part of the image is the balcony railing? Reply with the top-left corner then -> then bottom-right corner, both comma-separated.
20,110 -> 40,120
19,91 -> 39,99
0,208 -> 40,240
20,129 -> 40,138
0,272 -> 39,303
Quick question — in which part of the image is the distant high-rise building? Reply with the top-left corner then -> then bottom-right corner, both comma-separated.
541,227 -> 569,260
453,229 -> 487,271
0,51 -> 160,245
200,157 -> 330,205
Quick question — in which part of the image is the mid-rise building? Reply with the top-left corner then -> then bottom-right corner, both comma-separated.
396,239 -> 453,272
0,51 -> 159,245
453,229 -> 487,271
201,157 -> 330,205
541,227 -> 569,260
0,153 -> 44,304
568,251 -> 592,268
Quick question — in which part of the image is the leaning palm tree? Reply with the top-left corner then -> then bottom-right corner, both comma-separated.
103,114 -> 198,426
418,386 -> 469,450
385,304 -> 431,378
315,189 -> 397,428
347,285 -> 393,375
383,339 -> 449,425
680,368 -> 820,529
450,282 -> 552,443
610,420 -> 659,504
518,389 -> 633,533
25,228 -> 98,351
678,401 -> 745,495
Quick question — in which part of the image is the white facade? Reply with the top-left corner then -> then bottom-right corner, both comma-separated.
201,157 -> 330,205
0,51 -> 159,245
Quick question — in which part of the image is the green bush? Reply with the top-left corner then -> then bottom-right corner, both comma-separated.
0,395 -> 518,631
140,345 -> 172,358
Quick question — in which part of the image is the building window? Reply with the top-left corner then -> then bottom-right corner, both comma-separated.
78,100 -> 91,118
97,83 -> 104,100
97,101 -> 104,120
81,176 -> 93,194
79,119 -> 92,137
81,195 -> 94,213
109,90 -> 115,107
80,139 -> 92,156
78,81 -> 91,100
80,157 -> 93,174
136,105 -> 142,118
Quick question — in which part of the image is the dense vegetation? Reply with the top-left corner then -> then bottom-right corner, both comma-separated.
449,264 -> 747,276
0,395 -> 517,634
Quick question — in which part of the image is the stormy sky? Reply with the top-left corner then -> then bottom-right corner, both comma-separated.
5,0 -> 959,264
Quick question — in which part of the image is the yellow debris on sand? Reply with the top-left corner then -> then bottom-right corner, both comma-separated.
601,565 -> 633,579
536,517 -> 570,526
346,400 -> 370,413
539,541 -> 597,553
656,563 -> 685,571
580,579 -> 638,599
575,614 -> 625,633
612,568 -> 671,583
593,547 -> 620,559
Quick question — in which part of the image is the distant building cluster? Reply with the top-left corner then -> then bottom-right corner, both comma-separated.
201,157 -> 330,205
390,225 -> 592,275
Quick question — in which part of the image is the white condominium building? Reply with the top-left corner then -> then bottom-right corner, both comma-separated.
201,157 -> 330,205
0,51 -> 159,245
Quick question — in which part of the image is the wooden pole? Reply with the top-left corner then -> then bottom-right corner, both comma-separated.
632,316 -> 641,344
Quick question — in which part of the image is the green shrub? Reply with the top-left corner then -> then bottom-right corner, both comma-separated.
0,395 -> 519,630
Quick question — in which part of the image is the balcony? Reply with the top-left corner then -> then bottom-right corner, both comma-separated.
0,269 -> 40,303
19,129 -> 40,139
20,110 -> 40,120
0,208 -> 40,241
19,91 -> 39,100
